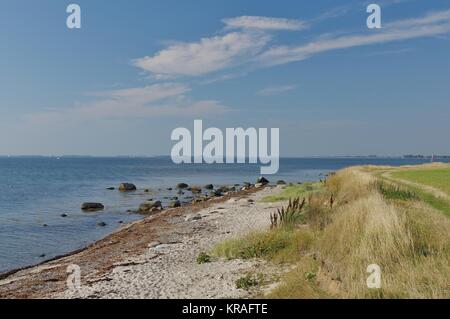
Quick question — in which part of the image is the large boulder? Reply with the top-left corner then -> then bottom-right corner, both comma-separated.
257,177 -> 269,185
212,189 -> 223,197
139,200 -> 162,214
81,202 -> 104,212
176,183 -> 189,189
119,183 -> 137,192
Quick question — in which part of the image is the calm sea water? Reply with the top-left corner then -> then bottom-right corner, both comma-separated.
0,156 -> 447,273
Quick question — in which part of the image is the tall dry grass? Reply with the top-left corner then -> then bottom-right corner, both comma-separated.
217,166 -> 450,298
315,168 -> 450,298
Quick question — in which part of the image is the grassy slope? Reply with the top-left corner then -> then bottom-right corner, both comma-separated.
213,164 -> 450,299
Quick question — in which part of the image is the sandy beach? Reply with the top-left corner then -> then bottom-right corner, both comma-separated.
0,185 -> 286,299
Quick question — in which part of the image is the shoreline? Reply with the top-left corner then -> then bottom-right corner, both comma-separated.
0,183 -> 278,299
0,181 -> 265,277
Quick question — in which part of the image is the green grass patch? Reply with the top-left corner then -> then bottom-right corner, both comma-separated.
376,167 -> 450,217
391,168 -> 450,196
196,252 -> 211,264
377,182 -> 418,201
235,274 -> 263,290
262,182 -> 322,202
213,228 -> 314,263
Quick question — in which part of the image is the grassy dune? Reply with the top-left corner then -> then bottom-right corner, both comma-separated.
213,164 -> 450,299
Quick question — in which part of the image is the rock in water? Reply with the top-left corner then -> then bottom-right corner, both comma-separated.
177,183 -> 189,189
204,184 -> 214,190
168,200 -> 181,208
190,186 -> 202,194
277,180 -> 287,185
139,200 -> 162,214
119,183 -> 137,192
97,222 -> 107,227
81,202 -> 105,212
257,177 -> 269,185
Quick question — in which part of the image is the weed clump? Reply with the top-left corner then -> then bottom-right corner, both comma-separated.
196,252 -> 211,264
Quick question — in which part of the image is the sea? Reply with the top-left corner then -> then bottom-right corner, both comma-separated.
0,156 -> 447,273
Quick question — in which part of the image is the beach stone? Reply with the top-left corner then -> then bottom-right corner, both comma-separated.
168,200 -> 181,208
119,183 -> 137,192
185,214 -> 202,222
204,184 -> 214,190
255,183 -> 264,188
177,183 -> 189,189
277,180 -> 287,185
147,241 -> 161,248
218,185 -> 235,193
81,202 -> 104,212
212,190 -> 223,197
257,177 -> 269,185
139,200 -> 162,213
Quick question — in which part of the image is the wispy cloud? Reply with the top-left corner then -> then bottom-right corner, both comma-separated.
256,84 -> 298,96
223,16 -> 307,31
257,10 -> 450,66
366,47 -> 413,56
133,32 -> 270,78
134,10 -> 450,81
25,83 -> 228,124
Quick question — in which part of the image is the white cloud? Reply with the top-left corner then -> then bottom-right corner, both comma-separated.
256,84 -> 298,96
134,32 -> 270,77
257,10 -> 450,66
223,16 -> 307,31
134,10 -> 450,81
25,83 -> 228,124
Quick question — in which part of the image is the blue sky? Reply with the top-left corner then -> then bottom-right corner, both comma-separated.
1,0 -> 450,156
